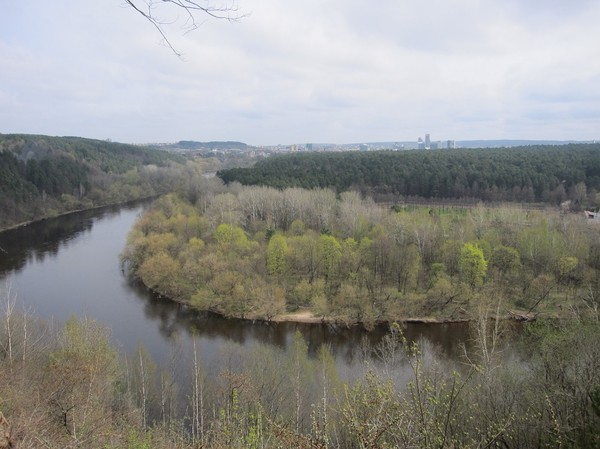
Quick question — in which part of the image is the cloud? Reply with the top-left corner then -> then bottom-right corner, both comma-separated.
0,0 -> 599,143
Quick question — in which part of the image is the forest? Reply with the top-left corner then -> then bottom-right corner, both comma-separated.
217,144 -> 600,206
0,134 -> 193,230
122,180 -> 600,326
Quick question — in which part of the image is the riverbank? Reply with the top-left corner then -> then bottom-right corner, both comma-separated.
266,310 -> 476,325
0,195 -> 159,234
146,281 -> 537,328
205,307 -> 535,327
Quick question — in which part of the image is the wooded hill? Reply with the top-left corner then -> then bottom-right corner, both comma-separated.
0,134 -> 188,230
217,144 -> 600,205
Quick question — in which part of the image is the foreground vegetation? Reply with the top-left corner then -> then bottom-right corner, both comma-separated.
1,282 -> 599,448
0,134 -> 194,230
218,144 -> 600,206
122,181 -> 600,325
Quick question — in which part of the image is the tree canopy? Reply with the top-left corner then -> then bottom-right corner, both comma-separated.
218,144 -> 600,206
123,183 -> 600,325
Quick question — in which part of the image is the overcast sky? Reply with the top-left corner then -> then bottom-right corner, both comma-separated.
1,1 -> 599,145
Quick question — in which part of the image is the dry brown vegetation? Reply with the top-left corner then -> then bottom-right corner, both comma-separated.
1,279 -> 600,448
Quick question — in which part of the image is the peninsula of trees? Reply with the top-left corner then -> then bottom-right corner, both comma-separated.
122,180 -> 600,325
0,134 -> 191,230
218,144 -> 600,206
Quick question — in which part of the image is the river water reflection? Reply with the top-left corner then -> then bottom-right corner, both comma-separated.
0,201 -> 479,381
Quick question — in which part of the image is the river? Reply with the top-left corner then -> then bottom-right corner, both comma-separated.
0,201 -> 476,381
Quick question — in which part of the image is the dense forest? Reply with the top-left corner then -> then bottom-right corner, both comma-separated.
1,282 -> 599,448
122,181 -> 600,326
0,134 -> 192,230
217,144 -> 600,206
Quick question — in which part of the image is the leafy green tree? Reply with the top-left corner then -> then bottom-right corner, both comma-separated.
287,232 -> 320,281
214,223 -> 253,254
137,251 -> 182,298
556,256 -> 578,280
266,234 -> 288,276
317,234 -> 342,282
459,243 -> 488,288
491,245 -> 521,274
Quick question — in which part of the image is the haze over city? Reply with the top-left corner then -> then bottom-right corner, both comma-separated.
1,0 -> 599,145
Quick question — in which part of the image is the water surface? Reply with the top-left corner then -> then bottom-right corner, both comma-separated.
0,202 -> 476,378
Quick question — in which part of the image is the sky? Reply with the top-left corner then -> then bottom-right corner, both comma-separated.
1,0 -> 599,146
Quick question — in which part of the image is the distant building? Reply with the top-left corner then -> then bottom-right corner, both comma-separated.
425,133 -> 431,149
306,143 -> 313,151
359,143 -> 369,152
417,137 -> 425,150
447,140 -> 456,149
290,144 -> 298,152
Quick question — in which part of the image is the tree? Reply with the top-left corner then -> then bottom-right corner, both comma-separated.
459,243 -> 488,288
214,223 -> 253,254
138,251 -> 181,297
208,193 -> 242,227
285,331 -> 313,433
267,234 -> 288,276
48,317 -> 119,443
491,245 -> 521,275
317,234 -> 342,283
125,0 -> 245,57
254,284 -> 286,321
342,371 -> 403,449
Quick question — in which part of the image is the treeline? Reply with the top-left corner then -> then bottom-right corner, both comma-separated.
217,144 -> 600,206
122,182 -> 600,325
0,134 -> 191,230
1,284 -> 599,448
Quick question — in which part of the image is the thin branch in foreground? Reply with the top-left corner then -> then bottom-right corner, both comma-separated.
124,0 -> 246,57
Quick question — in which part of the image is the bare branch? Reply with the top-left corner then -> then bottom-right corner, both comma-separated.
124,0 -> 246,57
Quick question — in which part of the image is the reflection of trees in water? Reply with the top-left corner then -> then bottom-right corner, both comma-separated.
128,273 -> 480,365
1,212 -> 94,275
126,277 -> 289,347
0,200 -> 149,276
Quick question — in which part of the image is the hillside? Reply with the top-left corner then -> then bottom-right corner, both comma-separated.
0,134 -> 187,229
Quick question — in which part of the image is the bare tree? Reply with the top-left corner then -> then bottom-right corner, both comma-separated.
124,0 -> 245,56
0,281 -> 16,366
